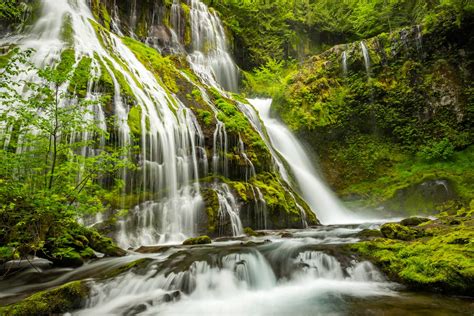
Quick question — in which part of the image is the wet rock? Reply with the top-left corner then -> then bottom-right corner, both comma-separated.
380,223 -> 424,241
356,229 -> 383,239
280,232 -> 293,238
134,245 -> 172,254
0,281 -> 90,315
400,217 -> 430,226
182,235 -> 212,245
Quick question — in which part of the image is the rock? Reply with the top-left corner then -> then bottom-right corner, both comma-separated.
380,223 -> 423,241
280,232 -> 293,238
0,281 -> 90,315
182,236 -> 212,245
400,217 -> 430,226
134,246 -> 172,254
356,229 -> 383,239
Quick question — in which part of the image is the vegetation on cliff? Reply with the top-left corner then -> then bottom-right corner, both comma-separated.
351,206 -> 474,295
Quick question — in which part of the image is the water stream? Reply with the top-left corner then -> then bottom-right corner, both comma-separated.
248,99 -> 367,225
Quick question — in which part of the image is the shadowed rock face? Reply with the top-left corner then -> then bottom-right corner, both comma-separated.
384,179 -> 458,215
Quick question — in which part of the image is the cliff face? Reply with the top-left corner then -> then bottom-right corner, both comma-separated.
0,0 -> 318,253
272,9 -> 474,214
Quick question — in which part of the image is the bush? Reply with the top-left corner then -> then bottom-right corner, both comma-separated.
419,139 -> 455,161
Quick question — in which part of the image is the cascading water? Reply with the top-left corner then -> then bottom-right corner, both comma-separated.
187,0 -> 239,92
68,228 -> 400,315
342,50 -> 348,75
360,41 -> 371,77
248,99 -> 365,225
215,183 -> 244,236
3,0 -> 215,247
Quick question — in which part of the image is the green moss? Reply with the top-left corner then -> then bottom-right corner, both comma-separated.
350,212 -> 474,295
101,258 -> 153,279
69,56 -> 92,98
60,14 -> 74,47
56,48 -> 75,80
380,223 -> 424,241
201,188 -> 219,234
0,281 -> 90,315
183,235 -> 212,245
128,105 -> 142,138
244,227 -> 257,236
0,47 -> 18,69
121,36 -> 179,93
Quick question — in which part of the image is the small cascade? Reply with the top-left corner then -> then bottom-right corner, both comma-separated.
342,50 -> 348,75
73,235 -> 394,315
171,0 -> 183,42
110,0 -> 124,36
249,98 -> 363,225
251,186 -> 267,229
293,251 -> 345,280
187,0 -> 239,91
360,41 -> 371,77
129,0 -> 138,36
238,134 -> 256,181
215,183 -> 244,236
415,25 -> 423,53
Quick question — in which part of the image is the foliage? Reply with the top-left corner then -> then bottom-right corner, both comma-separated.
0,50 -> 130,264
0,0 -> 25,23
418,138 -> 455,161
206,0 -> 473,69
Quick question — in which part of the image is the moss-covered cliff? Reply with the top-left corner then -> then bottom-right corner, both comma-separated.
266,8 -> 474,214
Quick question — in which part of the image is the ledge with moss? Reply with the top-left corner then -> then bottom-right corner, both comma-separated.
349,207 -> 474,295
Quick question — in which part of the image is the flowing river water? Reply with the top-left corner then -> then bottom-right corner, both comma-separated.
1,225 -> 472,315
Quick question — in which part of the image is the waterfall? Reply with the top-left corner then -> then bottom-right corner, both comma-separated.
187,0 -> 239,92
342,51 -> 348,75
73,238 -> 392,315
248,99 -> 364,225
360,41 -> 371,77
215,183 -> 244,236
3,0 -> 213,247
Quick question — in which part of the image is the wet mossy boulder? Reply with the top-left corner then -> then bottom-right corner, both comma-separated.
0,281 -> 90,315
40,225 -> 126,267
380,223 -> 424,241
351,210 -> 474,295
356,229 -> 383,239
400,217 -> 430,227
182,235 -> 212,245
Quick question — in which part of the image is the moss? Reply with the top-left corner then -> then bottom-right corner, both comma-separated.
380,223 -> 424,241
195,109 -> 213,126
0,281 -> 90,315
201,188 -> 219,234
60,14 -> 74,47
350,211 -> 474,295
0,47 -> 18,69
244,227 -> 257,237
400,217 -> 431,227
121,36 -> 179,93
69,56 -> 92,98
248,172 -> 319,227
182,235 -> 212,245
128,105 -> 142,138
101,258 -> 153,279
56,48 -> 75,80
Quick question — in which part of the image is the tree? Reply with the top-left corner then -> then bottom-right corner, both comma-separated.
0,49 -> 131,266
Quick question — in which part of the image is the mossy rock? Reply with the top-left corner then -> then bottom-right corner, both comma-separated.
0,281 -> 90,315
380,223 -> 424,241
244,227 -> 257,237
356,229 -> 383,239
182,236 -> 212,245
400,217 -> 431,227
